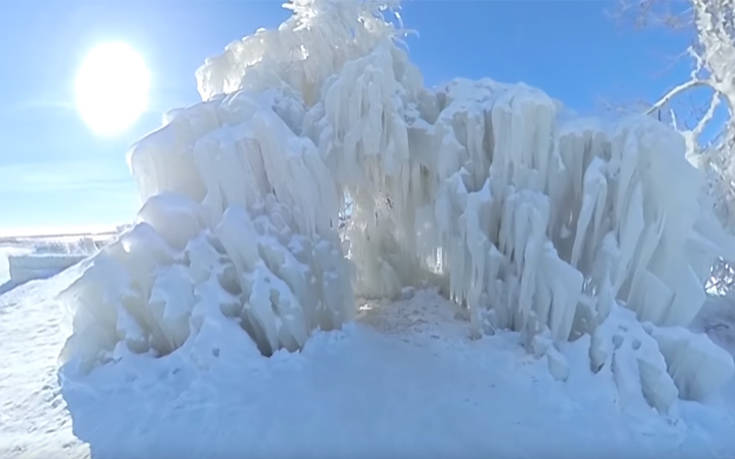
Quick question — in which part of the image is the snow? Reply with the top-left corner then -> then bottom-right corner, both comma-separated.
0,245 -> 32,286
651,325 -> 734,401
3,0 -> 735,455
53,0 -> 735,416
1,254 -> 734,457
589,305 -> 681,413
0,264 -> 90,458
55,288 -> 735,458
8,254 -> 88,286
692,296 -> 735,356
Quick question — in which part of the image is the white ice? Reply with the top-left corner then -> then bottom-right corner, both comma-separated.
57,0 -> 735,420
1,243 -> 734,457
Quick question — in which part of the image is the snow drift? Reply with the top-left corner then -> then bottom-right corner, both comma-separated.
60,0 -> 734,411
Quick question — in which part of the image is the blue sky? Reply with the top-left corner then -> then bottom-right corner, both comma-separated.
0,0 -> 693,234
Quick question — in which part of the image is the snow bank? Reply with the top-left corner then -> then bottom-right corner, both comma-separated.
60,0 -> 734,409
58,289 -> 735,458
692,296 -> 735,356
8,254 -> 87,286
2,237 -> 101,288
0,246 -> 31,286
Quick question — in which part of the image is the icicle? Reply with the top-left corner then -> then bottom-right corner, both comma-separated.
61,0 -> 734,409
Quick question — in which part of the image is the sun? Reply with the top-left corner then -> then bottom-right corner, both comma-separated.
75,42 -> 150,136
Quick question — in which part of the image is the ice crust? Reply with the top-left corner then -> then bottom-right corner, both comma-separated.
60,0 -> 734,409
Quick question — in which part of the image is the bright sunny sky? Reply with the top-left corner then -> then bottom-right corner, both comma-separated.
0,0 -> 693,235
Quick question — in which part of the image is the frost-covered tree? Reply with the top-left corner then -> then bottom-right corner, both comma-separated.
646,0 -> 734,205
681,0 -> 735,296
619,0 -> 735,293
60,0 -> 734,413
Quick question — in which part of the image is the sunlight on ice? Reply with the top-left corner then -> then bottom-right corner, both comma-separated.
59,0 -> 734,421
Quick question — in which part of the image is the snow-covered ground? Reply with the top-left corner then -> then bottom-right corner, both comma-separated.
0,264 -> 90,458
4,1 -> 735,457
2,263 -> 733,458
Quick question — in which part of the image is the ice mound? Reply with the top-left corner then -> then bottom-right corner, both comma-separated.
60,196 -> 351,370
60,0 -> 734,409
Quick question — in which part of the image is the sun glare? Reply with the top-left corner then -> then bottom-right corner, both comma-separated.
75,42 -> 150,136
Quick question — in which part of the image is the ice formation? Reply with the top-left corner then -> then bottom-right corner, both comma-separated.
60,0 -> 734,410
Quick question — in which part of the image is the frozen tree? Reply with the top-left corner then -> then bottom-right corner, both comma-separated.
60,0 -> 733,412
646,1 -> 734,183
680,0 -> 735,295
619,0 -> 735,293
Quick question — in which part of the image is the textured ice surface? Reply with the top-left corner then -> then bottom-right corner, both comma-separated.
60,0 -> 734,409
57,288 -> 735,458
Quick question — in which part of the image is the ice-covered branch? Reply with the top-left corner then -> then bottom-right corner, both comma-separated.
693,91 -> 721,139
645,78 -> 708,115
